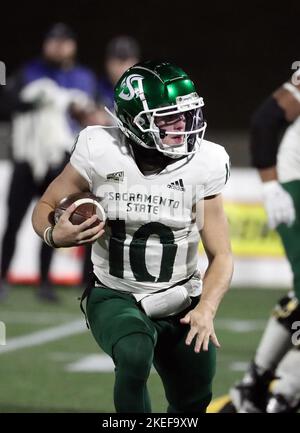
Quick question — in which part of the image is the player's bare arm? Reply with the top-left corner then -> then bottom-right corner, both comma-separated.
32,162 -> 105,247
180,194 -> 233,353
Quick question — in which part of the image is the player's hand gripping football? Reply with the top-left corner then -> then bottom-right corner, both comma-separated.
180,303 -> 221,353
52,203 -> 105,247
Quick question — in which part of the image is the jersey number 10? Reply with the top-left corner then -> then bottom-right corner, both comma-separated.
108,220 -> 178,282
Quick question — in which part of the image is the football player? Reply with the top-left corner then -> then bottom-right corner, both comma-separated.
229,67 -> 300,413
32,61 -> 233,413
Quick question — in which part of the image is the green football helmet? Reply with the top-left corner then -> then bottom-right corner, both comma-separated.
109,60 -> 207,158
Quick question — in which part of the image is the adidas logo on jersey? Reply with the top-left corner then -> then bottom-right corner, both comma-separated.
106,171 -> 124,183
167,179 -> 185,191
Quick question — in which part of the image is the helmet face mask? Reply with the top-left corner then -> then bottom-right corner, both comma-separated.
134,93 -> 207,158
113,61 -> 207,159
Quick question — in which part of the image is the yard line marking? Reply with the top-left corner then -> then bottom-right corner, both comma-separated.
230,361 -> 249,371
0,320 -> 87,355
215,319 -> 266,332
66,354 -> 115,372
64,354 -> 157,374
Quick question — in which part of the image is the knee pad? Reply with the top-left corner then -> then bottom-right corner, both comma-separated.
272,292 -> 300,334
113,333 -> 154,380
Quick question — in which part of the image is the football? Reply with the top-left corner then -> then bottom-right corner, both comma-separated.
54,192 -> 106,227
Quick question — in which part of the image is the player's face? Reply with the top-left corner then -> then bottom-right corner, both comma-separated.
155,113 -> 186,147
43,38 -> 77,64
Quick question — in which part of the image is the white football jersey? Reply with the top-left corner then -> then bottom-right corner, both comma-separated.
277,70 -> 300,182
278,117 -> 300,183
70,126 -> 229,294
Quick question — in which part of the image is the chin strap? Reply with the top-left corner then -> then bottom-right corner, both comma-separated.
104,106 -> 129,136
105,106 -> 155,151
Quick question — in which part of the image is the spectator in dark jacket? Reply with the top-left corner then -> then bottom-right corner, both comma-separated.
0,23 -> 97,302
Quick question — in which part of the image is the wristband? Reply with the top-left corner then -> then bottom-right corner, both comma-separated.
43,226 -> 58,248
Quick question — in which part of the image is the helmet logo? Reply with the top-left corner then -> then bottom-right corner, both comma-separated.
119,74 -> 144,101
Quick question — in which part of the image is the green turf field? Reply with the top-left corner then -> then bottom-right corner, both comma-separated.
0,286 -> 285,413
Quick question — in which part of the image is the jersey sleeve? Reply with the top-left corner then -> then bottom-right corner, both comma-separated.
204,147 -> 230,198
69,127 -> 93,188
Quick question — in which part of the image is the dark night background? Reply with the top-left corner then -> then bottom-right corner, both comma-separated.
0,0 -> 299,163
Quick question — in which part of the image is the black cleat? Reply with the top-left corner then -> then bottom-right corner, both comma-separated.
230,361 -> 275,412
